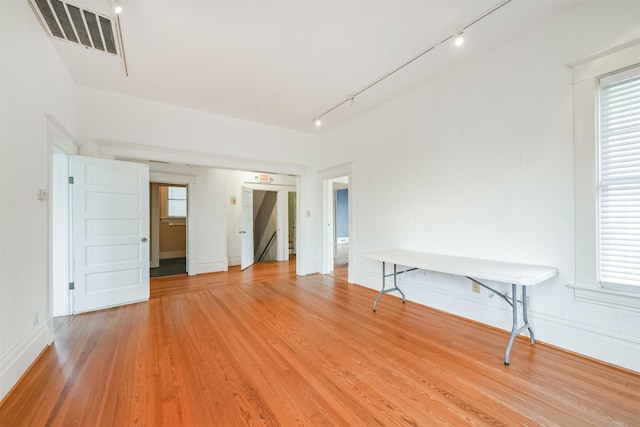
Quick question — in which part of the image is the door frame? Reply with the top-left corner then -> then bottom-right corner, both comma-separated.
47,116 -> 79,325
320,163 -> 353,282
241,184 -> 296,264
149,171 -> 196,275
240,186 -> 254,270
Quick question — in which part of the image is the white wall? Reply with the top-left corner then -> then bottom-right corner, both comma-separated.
0,1 -> 77,401
190,168 -> 228,274
77,87 -> 323,171
318,1 -> 640,370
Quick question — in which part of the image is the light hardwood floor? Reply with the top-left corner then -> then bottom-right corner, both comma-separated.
1,260 -> 638,426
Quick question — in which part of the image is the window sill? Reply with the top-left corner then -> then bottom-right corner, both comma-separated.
568,283 -> 640,313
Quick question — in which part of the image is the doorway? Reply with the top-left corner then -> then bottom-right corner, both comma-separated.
334,186 -> 349,271
288,191 -> 297,257
51,146 -> 71,317
328,177 -> 349,281
150,183 -> 188,277
240,186 -> 297,270
49,122 -> 151,316
253,190 -> 278,263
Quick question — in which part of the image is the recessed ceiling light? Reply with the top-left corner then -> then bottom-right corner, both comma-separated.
314,119 -> 322,127
454,32 -> 464,47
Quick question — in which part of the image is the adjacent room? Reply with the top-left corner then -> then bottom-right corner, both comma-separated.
1,0 -> 639,425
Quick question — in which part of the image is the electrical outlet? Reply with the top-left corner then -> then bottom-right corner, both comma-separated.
37,188 -> 48,201
472,282 -> 480,293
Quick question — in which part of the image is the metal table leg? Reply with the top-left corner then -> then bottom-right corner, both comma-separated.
372,267 -> 536,365
504,284 -> 535,366
373,262 -> 407,311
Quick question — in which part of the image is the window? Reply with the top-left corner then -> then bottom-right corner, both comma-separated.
598,66 -> 640,289
571,39 -> 640,310
167,186 -> 187,217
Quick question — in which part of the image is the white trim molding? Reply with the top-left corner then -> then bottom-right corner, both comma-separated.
568,38 -> 640,83
190,259 -> 228,275
571,38 -> 640,308
0,322 -> 49,402
96,139 -> 308,176
569,284 -> 640,313
46,115 -> 80,154
160,250 -> 186,259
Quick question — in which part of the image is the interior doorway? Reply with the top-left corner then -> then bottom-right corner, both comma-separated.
242,188 -> 297,269
326,176 -> 349,281
334,185 -> 349,268
51,146 -> 72,317
150,183 -> 188,277
288,191 -> 297,257
253,190 -> 278,263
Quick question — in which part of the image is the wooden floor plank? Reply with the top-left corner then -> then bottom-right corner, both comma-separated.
1,260 -> 638,426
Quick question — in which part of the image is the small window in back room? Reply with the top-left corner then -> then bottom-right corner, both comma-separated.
167,186 -> 187,217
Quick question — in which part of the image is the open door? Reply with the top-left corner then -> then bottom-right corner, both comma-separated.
240,186 -> 254,270
71,155 -> 150,313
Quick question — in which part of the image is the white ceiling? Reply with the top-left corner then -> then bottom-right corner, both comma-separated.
44,0 -> 580,133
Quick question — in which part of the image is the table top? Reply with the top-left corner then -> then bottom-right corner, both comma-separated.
363,249 -> 558,286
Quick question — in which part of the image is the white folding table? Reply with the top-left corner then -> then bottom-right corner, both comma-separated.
363,249 -> 558,365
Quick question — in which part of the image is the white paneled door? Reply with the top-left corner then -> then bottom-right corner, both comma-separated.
71,155 -> 150,313
240,186 -> 254,270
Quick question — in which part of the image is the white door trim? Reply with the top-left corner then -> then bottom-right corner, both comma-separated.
149,171 -> 196,274
319,163 -> 353,283
47,116 -> 79,328
240,186 -> 255,270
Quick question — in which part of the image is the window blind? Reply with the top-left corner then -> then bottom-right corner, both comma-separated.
598,66 -> 640,288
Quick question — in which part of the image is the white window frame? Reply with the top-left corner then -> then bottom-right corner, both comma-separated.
167,186 -> 187,218
570,38 -> 640,312
597,66 -> 640,290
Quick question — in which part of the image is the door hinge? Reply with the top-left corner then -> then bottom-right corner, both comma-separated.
68,177 -> 74,184
69,282 -> 75,290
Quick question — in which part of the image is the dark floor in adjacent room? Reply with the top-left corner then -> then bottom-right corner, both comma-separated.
150,257 -> 186,277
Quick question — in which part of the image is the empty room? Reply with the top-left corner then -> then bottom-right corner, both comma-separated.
1,0 -> 639,425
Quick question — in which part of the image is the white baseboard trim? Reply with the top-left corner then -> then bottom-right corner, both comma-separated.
305,259 -> 320,275
0,322 -> 50,402
352,268 -> 640,372
228,256 -> 241,267
191,259 -> 228,275
531,311 -> 640,371
160,250 -> 186,259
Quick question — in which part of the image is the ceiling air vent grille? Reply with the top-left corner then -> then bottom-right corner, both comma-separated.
29,0 -> 119,55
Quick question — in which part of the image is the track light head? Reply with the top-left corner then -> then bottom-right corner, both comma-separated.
110,0 -> 122,14
454,32 -> 464,47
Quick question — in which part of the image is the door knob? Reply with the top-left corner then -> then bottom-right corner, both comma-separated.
141,237 -> 148,242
